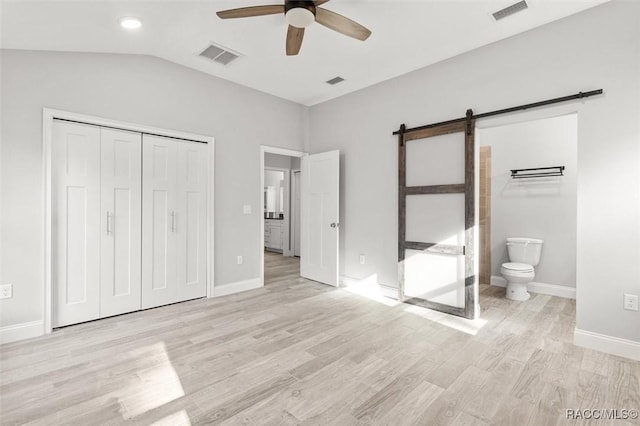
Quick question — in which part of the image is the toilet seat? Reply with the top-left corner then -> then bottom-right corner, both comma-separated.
501,262 -> 534,273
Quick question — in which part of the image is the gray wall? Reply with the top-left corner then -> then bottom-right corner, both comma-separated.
308,1 -> 640,342
265,153 -> 293,170
479,114 -> 577,287
0,50 -> 305,327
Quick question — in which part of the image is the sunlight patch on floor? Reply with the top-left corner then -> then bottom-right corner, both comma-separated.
150,409 -> 191,426
403,304 -> 488,335
341,275 -> 399,307
118,342 -> 185,419
341,276 -> 487,335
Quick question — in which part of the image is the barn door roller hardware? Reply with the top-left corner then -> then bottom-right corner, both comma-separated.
393,89 -> 603,136
511,166 -> 565,179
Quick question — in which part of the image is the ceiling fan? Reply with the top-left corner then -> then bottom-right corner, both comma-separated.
216,0 -> 371,56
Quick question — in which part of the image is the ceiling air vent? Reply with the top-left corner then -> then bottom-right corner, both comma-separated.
198,43 -> 241,66
326,76 -> 345,85
492,0 -> 528,20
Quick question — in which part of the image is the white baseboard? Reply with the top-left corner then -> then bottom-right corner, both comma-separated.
213,278 -> 262,297
575,328 -> 640,361
0,320 -> 44,345
339,275 -> 398,300
340,275 -> 378,287
490,275 -> 576,299
379,284 -> 399,300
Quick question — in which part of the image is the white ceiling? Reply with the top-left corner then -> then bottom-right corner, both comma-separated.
1,0 -> 609,106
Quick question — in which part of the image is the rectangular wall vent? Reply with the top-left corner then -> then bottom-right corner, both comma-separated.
198,43 -> 241,66
326,76 -> 345,85
493,0 -> 528,20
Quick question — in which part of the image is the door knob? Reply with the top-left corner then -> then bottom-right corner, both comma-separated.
330,222 -> 340,228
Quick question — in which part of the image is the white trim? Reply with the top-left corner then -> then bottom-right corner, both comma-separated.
379,284 -> 399,300
574,328 -> 640,361
43,108 -> 212,143
339,276 -> 398,300
43,108 -> 215,334
213,278 -> 262,297
0,321 -> 44,345
490,275 -> 576,299
259,146 -> 306,287
207,132 -> 216,298
290,169 -> 301,258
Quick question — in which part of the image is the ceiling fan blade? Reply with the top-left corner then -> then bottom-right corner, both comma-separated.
217,5 -> 284,19
315,8 -> 371,41
314,0 -> 331,5
286,25 -> 305,56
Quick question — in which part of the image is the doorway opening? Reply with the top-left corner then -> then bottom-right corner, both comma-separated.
476,113 -> 578,305
260,147 -> 305,288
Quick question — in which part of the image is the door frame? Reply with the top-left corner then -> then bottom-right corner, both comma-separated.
259,145 -> 306,287
42,108 -> 215,334
264,166 -> 291,256
290,169 -> 301,257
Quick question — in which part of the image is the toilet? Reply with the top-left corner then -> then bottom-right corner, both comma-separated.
500,237 -> 543,301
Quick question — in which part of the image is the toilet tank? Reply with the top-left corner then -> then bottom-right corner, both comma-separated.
506,237 -> 544,266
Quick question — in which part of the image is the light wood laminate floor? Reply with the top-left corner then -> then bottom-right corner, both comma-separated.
1,252 -> 638,425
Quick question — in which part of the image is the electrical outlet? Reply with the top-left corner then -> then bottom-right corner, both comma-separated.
624,294 -> 638,311
359,254 -> 366,265
0,284 -> 13,299
237,256 -> 243,265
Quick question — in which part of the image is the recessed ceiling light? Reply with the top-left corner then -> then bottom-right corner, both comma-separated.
120,17 -> 142,30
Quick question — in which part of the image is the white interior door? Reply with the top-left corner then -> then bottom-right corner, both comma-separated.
300,151 -> 339,286
176,140 -> 208,302
52,120 -> 101,327
100,128 -> 142,317
142,134 -> 178,309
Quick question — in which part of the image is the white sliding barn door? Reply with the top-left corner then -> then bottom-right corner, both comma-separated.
142,135 -> 178,309
176,141 -> 208,302
52,121 -> 101,327
300,151 -> 340,286
100,128 -> 142,317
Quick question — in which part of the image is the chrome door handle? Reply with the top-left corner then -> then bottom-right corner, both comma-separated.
330,222 -> 339,228
106,211 -> 112,235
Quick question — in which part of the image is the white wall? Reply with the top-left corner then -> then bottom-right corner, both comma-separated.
308,1 -> 640,343
479,114 -> 577,287
0,50 -> 305,328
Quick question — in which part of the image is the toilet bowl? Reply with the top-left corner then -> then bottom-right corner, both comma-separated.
500,262 -> 534,301
501,237 -> 543,301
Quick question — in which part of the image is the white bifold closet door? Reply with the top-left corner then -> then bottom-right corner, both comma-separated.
100,128 -> 142,317
142,135 -> 208,309
53,121 -> 102,327
53,121 -> 142,327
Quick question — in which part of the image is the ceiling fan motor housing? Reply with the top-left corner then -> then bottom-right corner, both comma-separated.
285,1 -> 317,28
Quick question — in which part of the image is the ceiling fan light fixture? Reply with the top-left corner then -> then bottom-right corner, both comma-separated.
285,7 -> 315,28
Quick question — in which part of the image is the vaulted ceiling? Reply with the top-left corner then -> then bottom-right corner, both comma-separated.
1,0 -> 609,105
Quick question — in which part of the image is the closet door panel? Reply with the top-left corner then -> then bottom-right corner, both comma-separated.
142,135 -> 178,309
52,121 -> 101,327
100,128 -> 142,318
176,141 -> 208,301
